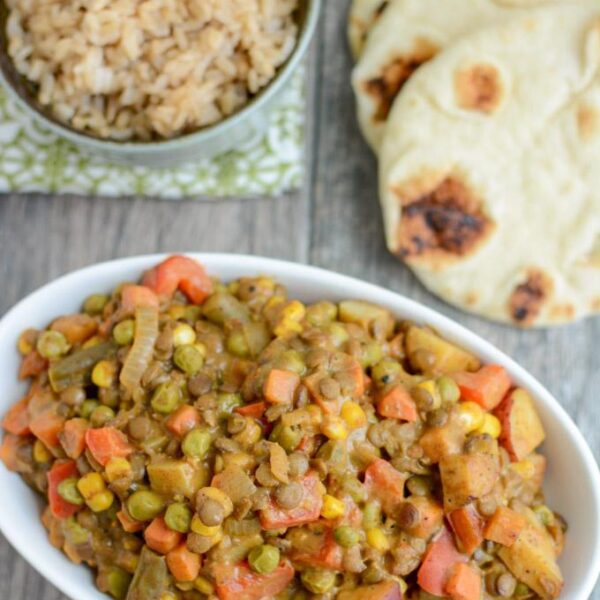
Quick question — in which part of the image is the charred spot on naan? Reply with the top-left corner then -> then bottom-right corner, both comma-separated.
455,64 -> 504,114
374,1 -> 389,17
577,104 -> 600,140
364,39 -> 438,122
393,176 -> 494,265
508,270 -> 553,326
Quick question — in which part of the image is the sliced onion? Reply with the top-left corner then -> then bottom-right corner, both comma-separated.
120,305 -> 159,393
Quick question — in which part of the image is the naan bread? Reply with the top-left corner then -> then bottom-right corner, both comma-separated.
353,0 -> 583,151
379,6 -> 600,326
347,0 -> 389,59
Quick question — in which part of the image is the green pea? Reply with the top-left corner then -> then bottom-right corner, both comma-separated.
182,428 -> 212,458
83,294 -> 109,316
113,319 -> 135,346
105,567 -> 132,600
173,345 -> 204,375
79,399 -> 100,419
305,301 -> 337,326
437,376 -> 460,404
226,330 -> 250,358
270,423 -> 301,452
334,525 -> 359,548
165,502 -> 192,533
126,490 -> 165,522
301,569 -> 336,594
151,382 -> 181,414
37,330 -> 70,359
216,393 -> 242,420
57,478 -> 85,506
90,405 -> 115,427
248,544 -> 280,574
371,359 -> 403,387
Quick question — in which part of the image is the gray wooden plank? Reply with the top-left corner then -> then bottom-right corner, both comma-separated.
310,1 -> 599,597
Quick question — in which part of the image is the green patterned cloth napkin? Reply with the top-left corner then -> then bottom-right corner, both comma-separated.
0,71 -> 304,198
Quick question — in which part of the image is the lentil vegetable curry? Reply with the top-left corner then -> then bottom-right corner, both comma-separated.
0,256 -> 565,600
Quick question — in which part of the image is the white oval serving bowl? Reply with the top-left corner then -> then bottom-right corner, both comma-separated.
0,254 -> 599,600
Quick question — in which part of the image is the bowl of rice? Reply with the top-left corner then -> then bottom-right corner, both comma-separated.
0,0 -> 319,166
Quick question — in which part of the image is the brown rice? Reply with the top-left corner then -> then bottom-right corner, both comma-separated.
5,0 -> 299,140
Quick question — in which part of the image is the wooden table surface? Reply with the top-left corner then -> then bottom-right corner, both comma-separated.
1,1 -> 599,598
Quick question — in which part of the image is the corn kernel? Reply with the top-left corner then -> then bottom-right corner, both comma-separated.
105,457 -> 132,482
321,495 -> 346,520
160,593 -> 179,600
33,439 -> 52,463
83,336 -> 103,349
457,401 -> 485,433
77,472 -> 106,499
282,300 -> 306,322
341,401 -> 367,429
366,528 -> 390,552
274,318 -> 303,337
173,323 -> 196,347
476,413 -> 501,439
194,576 -> 215,595
87,489 -> 115,512
91,360 -> 117,388
191,515 -> 221,537
320,415 -> 348,441
511,460 -> 535,480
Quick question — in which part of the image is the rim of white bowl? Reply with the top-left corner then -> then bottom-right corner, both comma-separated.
0,253 -> 599,600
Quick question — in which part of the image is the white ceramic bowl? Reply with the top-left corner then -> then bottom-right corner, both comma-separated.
0,254 -> 599,600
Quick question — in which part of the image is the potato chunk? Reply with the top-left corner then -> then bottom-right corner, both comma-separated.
499,523 -> 563,599
406,326 -> 480,374
495,388 -> 545,461
439,453 -> 499,510
147,459 -> 207,499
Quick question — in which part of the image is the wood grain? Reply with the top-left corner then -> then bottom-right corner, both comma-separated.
0,0 -> 599,598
